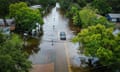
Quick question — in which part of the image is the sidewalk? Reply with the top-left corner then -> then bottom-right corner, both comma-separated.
30,63 -> 54,72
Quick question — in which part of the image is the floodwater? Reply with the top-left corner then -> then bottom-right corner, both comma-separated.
25,3 -> 90,72
25,3 -> 120,72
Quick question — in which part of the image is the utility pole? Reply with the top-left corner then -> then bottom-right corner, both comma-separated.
51,39 -> 54,46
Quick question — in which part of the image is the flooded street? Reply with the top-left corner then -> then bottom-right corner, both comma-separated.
28,3 -> 81,72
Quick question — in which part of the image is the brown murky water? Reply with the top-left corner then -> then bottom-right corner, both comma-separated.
24,37 -> 40,55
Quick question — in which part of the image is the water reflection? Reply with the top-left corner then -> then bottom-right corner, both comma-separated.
26,2 -> 97,72
24,37 -> 41,55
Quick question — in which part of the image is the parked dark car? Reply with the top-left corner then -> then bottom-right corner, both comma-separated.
60,32 -> 66,40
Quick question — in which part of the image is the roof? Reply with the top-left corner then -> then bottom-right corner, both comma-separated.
0,19 -> 14,26
30,5 -> 42,9
108,13 -> 120,18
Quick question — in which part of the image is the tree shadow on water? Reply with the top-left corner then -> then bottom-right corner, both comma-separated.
23,37 -> 42,55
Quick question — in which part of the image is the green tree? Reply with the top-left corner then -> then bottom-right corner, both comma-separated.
73,7 -> 113,28
108,0 -> 120,13
72,24 -> 120,71
0,0 -> 30,26
72,0 -> 87,8
66,4 -> 79,17
73,7 -> 97,28
9,2 -> 44,33
0,0 -> 10,25
0,32 -> 6,44
0,34 -> 31,72
37,0 -> 56,7
59,0 -> 71,11
72,10 -> 81,27
91,0 -> 112,15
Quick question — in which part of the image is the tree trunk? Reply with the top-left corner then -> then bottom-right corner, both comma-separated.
3,17 -> 8,26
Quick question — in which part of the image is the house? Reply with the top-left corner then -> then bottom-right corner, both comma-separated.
106,13 -> 120,22
0,19 -> 15,35
30,5 -> 42,9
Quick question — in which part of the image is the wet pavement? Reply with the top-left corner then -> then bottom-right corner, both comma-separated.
31,63 -> 54,72
28,3 -> 81,72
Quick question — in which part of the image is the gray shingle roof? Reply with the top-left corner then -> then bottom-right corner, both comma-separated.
0,19 -> 14,25
108,13 -> 120,18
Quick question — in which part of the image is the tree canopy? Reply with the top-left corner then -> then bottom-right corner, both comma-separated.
108,0 -> 120,13
91,0 -> 112,15
9,2 -> 44,33
72,24 -> 120,71
59,0 -> 71,11
0,0 -> 10,17
0,34 -> 31,72
0,32 -> 6,44
72,7 -> 113,28
0,0 -> 32,25
0,0 -> 11,25
37,0 -> 56,7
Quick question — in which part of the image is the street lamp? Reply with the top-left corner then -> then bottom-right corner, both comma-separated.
51,39 -> 54,46
23,32 -> 28,46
